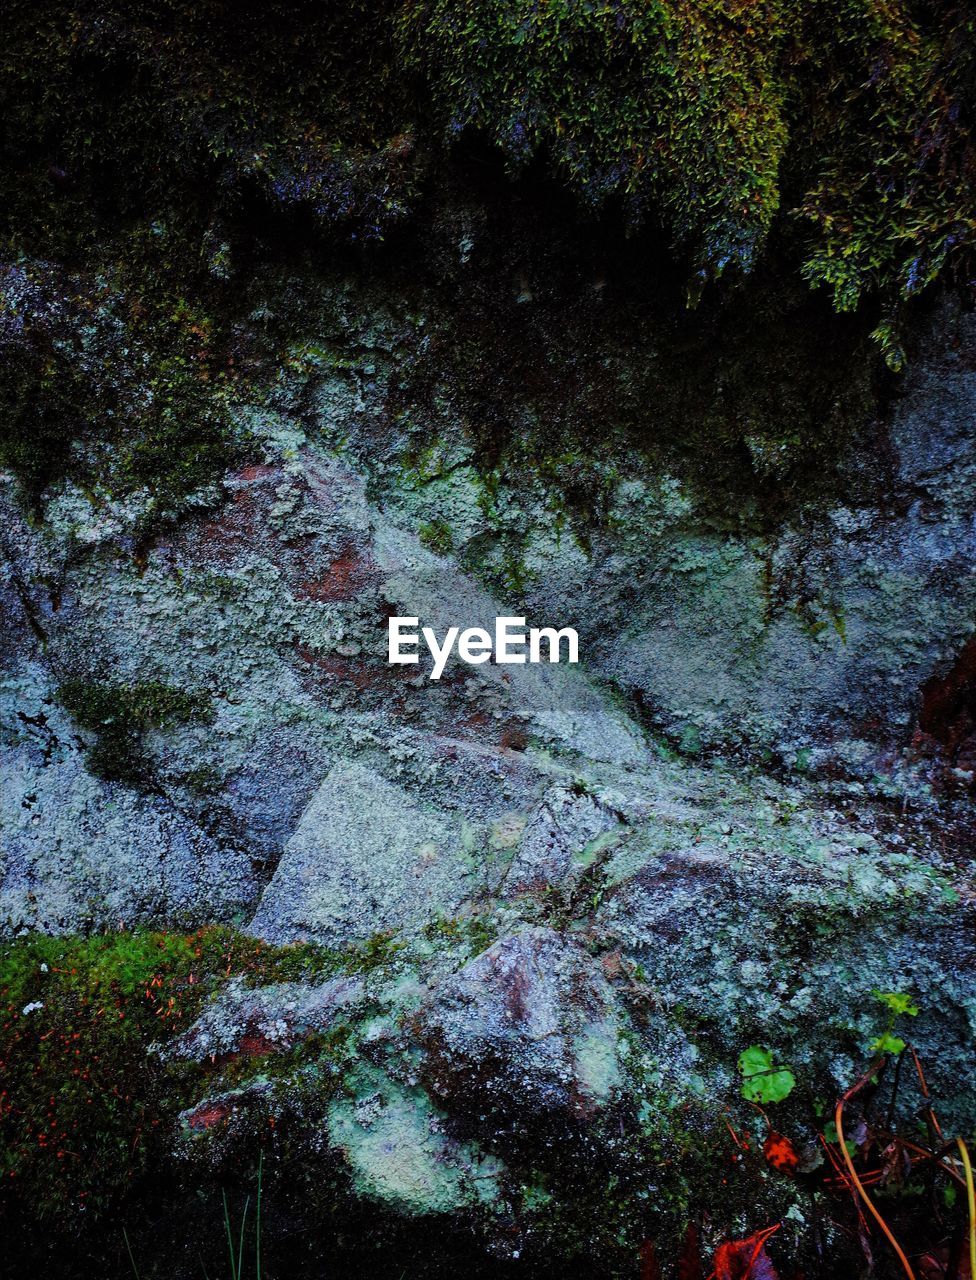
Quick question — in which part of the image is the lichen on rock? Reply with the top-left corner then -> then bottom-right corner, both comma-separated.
2,4 -> 976,1274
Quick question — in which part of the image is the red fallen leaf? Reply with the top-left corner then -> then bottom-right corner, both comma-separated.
711,1224 -> 781,1280
679,1222 -> 704,1280
763,1131 -> 799,1173
639,1239 -> 662,1280
918,1245 -> 972,1280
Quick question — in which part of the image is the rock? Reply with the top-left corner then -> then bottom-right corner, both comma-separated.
596,836 -> 976,1132
170,973 -> 365,1062
3,220 -> 976,1273
178,1081 -> 274,1141
419,927 -> 622,1117
0,656 -> 256,932
250,760 -> 475,945
503,783 -> 620,892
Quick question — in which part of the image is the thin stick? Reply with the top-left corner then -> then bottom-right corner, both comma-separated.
910,1046 -> 943,1141
899,1138 -> 967,1190
886,1051 -> 904,1130
835,1062 -> 917,1280
819,1135 -> 871,1236
723,1114 -> 749,1151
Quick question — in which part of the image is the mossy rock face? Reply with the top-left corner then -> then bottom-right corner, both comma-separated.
3,284 -> 976,1271
1,4 -> 976,1275
3,270 -> 976,1273
0,259 -> 239,521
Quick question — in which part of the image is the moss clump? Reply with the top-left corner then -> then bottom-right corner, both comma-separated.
57,678 -> 213,785
399,0 -> 789,277
0,927 -> 376,1229
0,0 -> 972,528
398,0 -> 975,328
422,912 -> 497,957
418,518 -> 454,556
1,2 -> 413,255
796,1 -> 976,333
0,930 -> 219,1223
2,2 -> 973,365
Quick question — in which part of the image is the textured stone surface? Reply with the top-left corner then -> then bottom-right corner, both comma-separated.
250,760 -> 475,944
169,974 -> 366,1061
503,784 -> 621,892
2,269 -> 976,1256
420,927 -> 623,1115
327,1065 -> 505,1216
0,654 -> 256,933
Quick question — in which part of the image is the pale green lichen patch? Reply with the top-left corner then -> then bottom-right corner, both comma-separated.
327,1065 -> 504,1215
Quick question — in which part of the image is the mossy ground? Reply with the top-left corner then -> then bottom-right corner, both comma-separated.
0,928 -> 434,1252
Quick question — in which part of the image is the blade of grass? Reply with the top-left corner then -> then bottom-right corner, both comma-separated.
256,1151 -> 263,1280
956,1137 -> 976,1280
223,1190 -> 238,1280
237,1196 -> 251,1280
122,1227 -> 141,1280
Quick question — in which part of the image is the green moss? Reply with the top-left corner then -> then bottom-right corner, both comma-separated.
398,0 -> 974,320
0,1 -> 970,534
0,255 -> 238,519
57,678 -> 214,785
0,926 -> 404,1227
399,0 -> 789,276
0,929 -> 222,1222
235,930 -> 409,985
351,929 -> 409,972
389,252 -> 880,541
1,1 -> 411,254
422,912 -> 497,957
417,518 -> 453,556
213,1024 -> 358,1095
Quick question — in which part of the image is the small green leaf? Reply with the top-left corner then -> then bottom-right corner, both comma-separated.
823,1121 -> 857,1157
738,1046 -> 773,1077
872,990 -> 919,1017
869,1032 -> 906,1056
737,1045 -> 796,1104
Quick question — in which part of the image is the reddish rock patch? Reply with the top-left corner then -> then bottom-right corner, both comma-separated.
499,724 -> 530,752
294,545 -> 378,602
239,1031 -> 278,1057
193,481 -> 274,565
918,634 -> 976,766
237,463 -> 277,483
292,644 -> 409,704
186,1100 -> 233,1132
